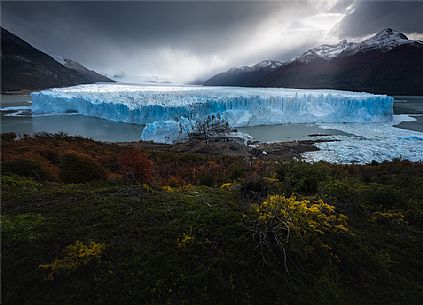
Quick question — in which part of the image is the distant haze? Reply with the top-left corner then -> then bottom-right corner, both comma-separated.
2,0 -> 423,84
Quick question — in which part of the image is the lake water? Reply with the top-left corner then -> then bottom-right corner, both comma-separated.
1,94 -> 422,143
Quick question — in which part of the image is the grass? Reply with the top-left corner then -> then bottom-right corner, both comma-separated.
1,134 -> 423,305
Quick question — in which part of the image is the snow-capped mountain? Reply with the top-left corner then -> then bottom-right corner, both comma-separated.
227,60 -> 284,73
293,40 -> 355,63
204,28 -> 423,95
293,28 -> 421,63
343,28 -> 421,55
205,60 -> 285,87
252,60 -> 285,69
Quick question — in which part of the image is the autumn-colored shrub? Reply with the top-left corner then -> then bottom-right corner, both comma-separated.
195,161 -> 220,186
59,152 -> 107,183
118,149 -> 153,183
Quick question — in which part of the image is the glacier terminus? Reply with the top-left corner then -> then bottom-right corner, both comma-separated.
31,83 -> 423,163
32,83 -> 394,141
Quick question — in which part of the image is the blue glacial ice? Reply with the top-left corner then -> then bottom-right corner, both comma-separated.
32,84 -> 393,126
32,84 -> 394,143
30,84 -> 423,163
302,115 -> 423,164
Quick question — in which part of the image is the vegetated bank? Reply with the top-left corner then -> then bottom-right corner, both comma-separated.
2,133 -> 423,305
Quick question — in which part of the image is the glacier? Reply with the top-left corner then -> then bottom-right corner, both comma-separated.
30,84 -> 423,163
302,116 -> 423,164
32,84 -> 394,144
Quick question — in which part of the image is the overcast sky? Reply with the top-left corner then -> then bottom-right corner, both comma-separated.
2,1 -> 423,83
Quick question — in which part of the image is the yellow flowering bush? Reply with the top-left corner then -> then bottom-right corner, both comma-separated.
220,182 -> 235,190
250,195 -> 349,270
255,195 -> 349,235
370,210 -> 406,226
177,233 -> 195,248
161,185 -> 174,192
142,184 -> 152,192
40,241 -> 105,280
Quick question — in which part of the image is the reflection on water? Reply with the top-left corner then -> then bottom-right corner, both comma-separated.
1,94 -> 422,143
1,94 -> 142,142
237,124 -> 349,142
1,113 -> 142,142
393,96 -> 423,132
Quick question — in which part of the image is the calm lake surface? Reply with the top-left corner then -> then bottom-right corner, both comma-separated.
1,94 -> 422,143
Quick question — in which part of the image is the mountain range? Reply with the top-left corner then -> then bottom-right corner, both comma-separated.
1,27 -> 114,94
204,29 -> 423,95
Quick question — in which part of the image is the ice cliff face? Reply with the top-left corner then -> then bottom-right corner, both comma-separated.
32,84 -> 394,143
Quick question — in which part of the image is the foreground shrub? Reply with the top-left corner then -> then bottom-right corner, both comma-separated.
323,181 -> 403,211
240,175 -> 282,200
59,152 -> 107,183
1,132 -> 17,141
197,172 -> 215,186
39,241 -> 105,280
370,210 -> 407,227
276,162 -> 328,194
118,150 -> 153,183
1,213 -> 44,241
254,195 -> 349,235
1,174 -> 40,190
249,195 -> 349,272
2,158 -> 57,181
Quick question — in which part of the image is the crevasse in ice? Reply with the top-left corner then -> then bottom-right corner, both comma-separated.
32,84 -> 394,143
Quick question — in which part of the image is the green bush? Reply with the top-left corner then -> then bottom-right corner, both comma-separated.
240,175 -> 282,200
1,213 -> 45,241
2,159 -> 56,181
322,180 -> 403,212
276,162 -> 328,194
59,153 -> 107,183
198,172 -> 215,187
1,174 -> 40,190
1,132 -> 17,141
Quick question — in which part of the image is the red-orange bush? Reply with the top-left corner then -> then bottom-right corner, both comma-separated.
118,150 -> 153,183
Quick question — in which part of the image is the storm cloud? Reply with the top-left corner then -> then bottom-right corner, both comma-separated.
334,1 -> 423,39
2,1 -> 422,83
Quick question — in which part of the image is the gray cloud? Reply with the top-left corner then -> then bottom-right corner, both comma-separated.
334,1 -> 423,39
2,1 -> 422,82
2,1 -> 291,80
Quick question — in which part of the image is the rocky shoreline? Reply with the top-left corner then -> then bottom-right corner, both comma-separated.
115,138 -> 334,160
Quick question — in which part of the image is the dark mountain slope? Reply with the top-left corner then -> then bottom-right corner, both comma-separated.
54,57 -> 113,83
260,45 -> 423,95
204,29 -> 423,95
1,27 -> 113,93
